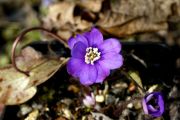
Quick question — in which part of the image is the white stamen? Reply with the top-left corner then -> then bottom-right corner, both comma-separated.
85,47 -> 101,65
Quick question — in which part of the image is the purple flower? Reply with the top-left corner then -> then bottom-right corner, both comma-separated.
67,28 -> 123,85
142,92 -> 164,117
83,93 -> 95,107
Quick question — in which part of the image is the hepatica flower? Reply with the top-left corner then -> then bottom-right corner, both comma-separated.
142,92 -> 164,117
83,93 -> 95,108
67,28 -> 123,85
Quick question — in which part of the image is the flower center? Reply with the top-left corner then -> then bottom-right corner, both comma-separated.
85,47 -> 101,65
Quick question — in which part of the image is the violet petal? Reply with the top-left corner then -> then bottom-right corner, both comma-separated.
68,35 -> 88,49
142,98 -> 149,114
99,38 -> 121,54
95,63 -> 110,83
83,95 -> 95,107
151,111 -> 162,117
147,105 -> 158,112
79,64 -> 97,85
71,42 -> 87,59
67,58 -> 85,77
158,94 -> 164,114
99,52 -> 123,69
145,93 -> 154,102
85,28 -> 103,46
142,92 -> 164,117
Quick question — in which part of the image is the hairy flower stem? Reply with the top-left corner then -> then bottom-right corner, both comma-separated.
120,70 -> 146,94
11,27 -> 68,76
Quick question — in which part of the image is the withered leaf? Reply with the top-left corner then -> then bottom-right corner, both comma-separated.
77,0 -> 103,13
43,1 -> 94,40
0,66 -> 37,105
45,1 -> 75,27
0,47 -> 68,105
110,0 -> 180,22
1,87 -> 37,105
129,71 -> 144,95
97,0 -> 180,37
74,16 -> 92,31
43,1 -> 75,40
27,58 -> 68,88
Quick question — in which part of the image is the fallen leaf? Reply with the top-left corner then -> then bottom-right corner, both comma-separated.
129,71 -> 144,95
0,65 -> 37,105
74,16 -> 92,31
4,87 -> 37,105
45,1 -> 75,28
98,16 -> 168,37
97,0 -> 180,37
0,47 -> 68,105
77,0 -> 104,13
110,0 -> 180,22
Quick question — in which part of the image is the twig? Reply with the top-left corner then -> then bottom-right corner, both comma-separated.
11,27 -> 68,76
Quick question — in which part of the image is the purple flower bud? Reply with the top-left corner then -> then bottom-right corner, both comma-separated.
67,28 -> 123,85
142,92 -> 164,117
83,93 -> 95,107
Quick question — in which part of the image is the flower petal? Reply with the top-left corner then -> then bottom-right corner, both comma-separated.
99,52 -> 123,69
71,42 -> 87,59
83,95 -> 95,107
158,94 -> 164,115
142,98 -> 149,114
67,58 -> 85,77
147,105 -> 158,112
68,35 -> 88,49
145,93 -> 154,102
79,64 -> 97,85
99,38 -> 121,54
95,63 -> 110,83
142,92 -> 164,117
150,111 -> 163,117
85,28 -> 103,46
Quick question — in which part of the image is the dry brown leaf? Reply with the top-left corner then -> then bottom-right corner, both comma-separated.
77,0 -> 104,13
98,17 -> 168,37
0,47 -> 68,105
42,0 -> 101,40
110,0 -> 180,22
2,87 -> 37,105
45,1 -> 75,28
97,0 -> 180,37
42,0 -> 180,38
42,1 -> 76,40
15,47 -> 43,71
27,58 -> 68,88
57,30 -> 73,40
43,1 -> 94,40
97,12 -> 135,28
0,66 -> 35,105
74,16 -> 92,31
